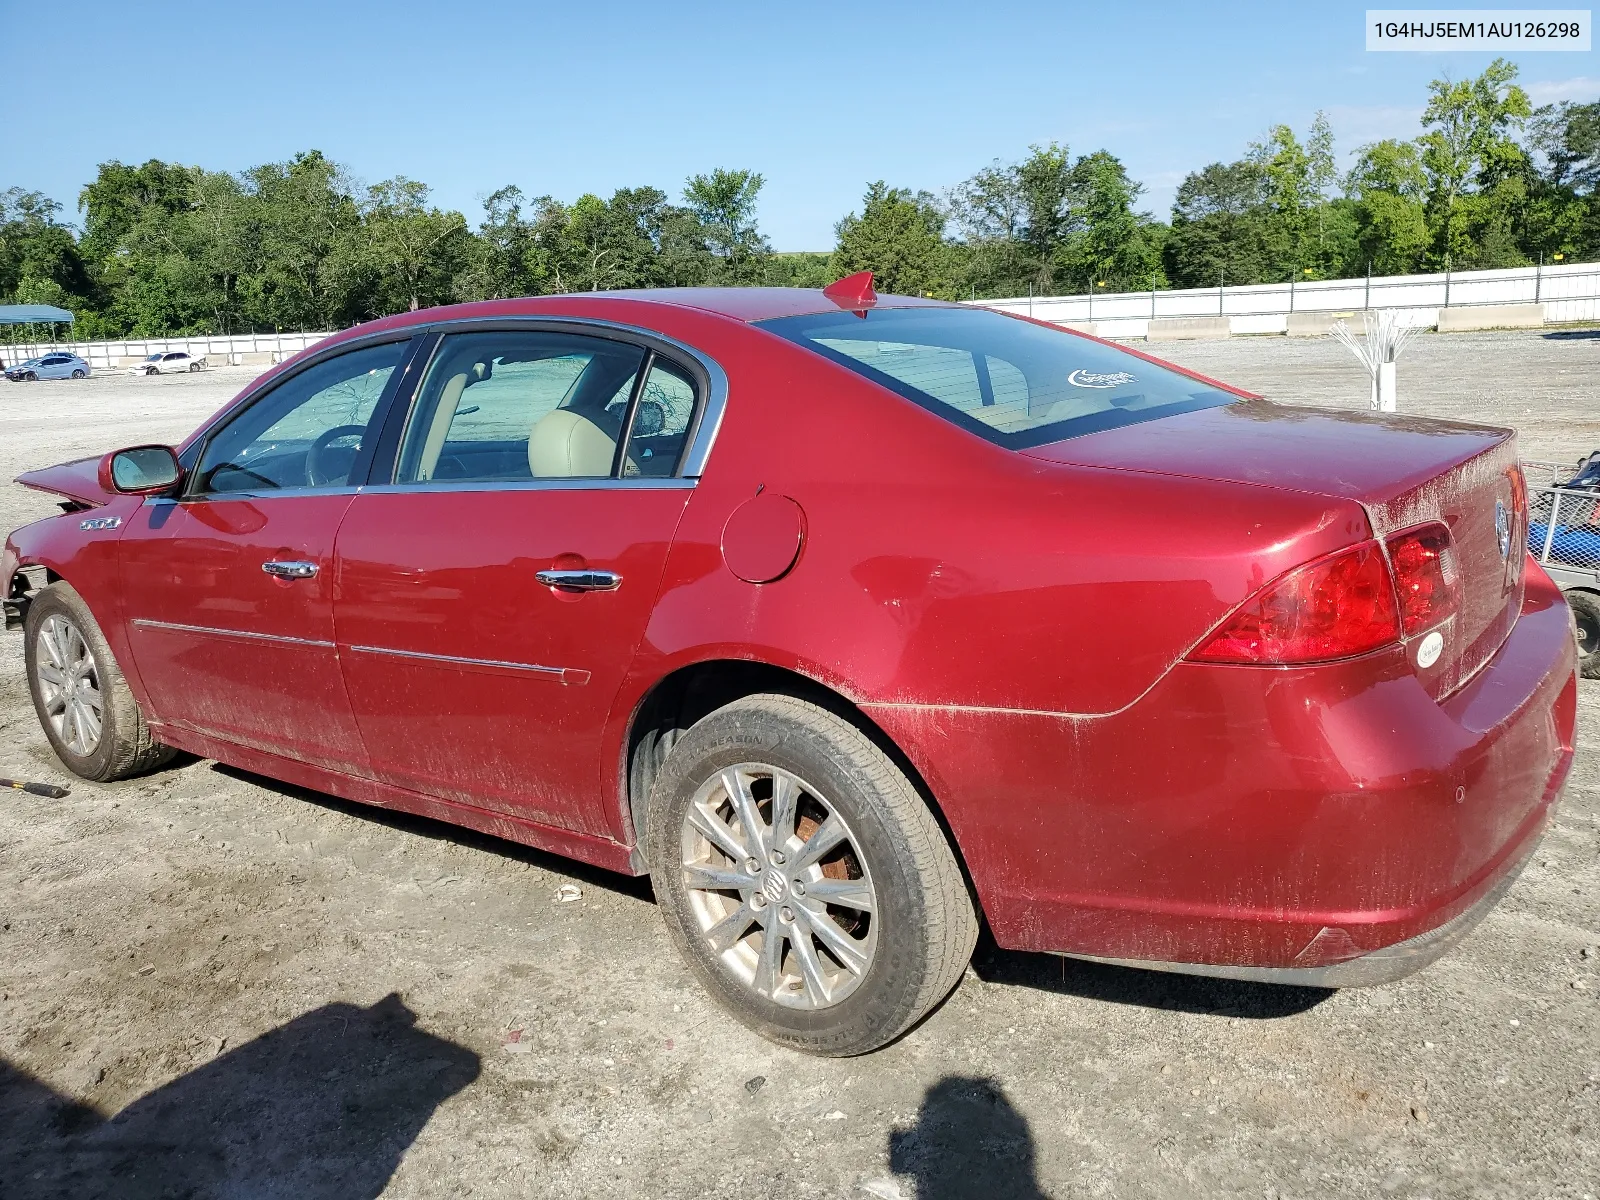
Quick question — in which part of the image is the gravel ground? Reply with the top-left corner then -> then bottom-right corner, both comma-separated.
0,334 -> 1596,1199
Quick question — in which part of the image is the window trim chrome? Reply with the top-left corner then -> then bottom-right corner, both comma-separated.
179,314 -> 730,492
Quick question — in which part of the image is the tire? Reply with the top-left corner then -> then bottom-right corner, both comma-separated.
23,371 -> 35,381
647,693 -> 976,1056
71,369 -> 86,379
24,582 -> 175,781
1568,591 -> 1600,679
189,362 -> 200,372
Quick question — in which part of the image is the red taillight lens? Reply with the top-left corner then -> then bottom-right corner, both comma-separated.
1387,524 -> 1456,636
1508,465 -> 1528,519
1190,543 -> 1400,664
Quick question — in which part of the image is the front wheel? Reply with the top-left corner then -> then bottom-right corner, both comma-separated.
647,694 -> 976,1056
188,361 -> 201,372
1568,591 -> 1600,679
24,583 -> 175,781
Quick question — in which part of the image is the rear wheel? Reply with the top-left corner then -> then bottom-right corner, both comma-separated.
24,583 -> 175,781
71,368 -> 86,379
647,693 -> 976,1056
1567,591 -> 1600,679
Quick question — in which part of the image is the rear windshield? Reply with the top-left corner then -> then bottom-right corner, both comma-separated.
757,306 -> 1236,448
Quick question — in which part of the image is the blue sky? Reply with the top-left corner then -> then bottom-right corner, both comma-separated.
12,0 -> 1598,250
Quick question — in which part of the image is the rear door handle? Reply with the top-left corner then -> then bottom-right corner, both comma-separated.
535,569 -> 622,592
262,560 -> 319,580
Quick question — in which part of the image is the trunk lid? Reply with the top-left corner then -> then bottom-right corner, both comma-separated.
1025,401 -> 1526,695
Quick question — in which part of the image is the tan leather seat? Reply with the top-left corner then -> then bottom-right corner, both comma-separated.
528,408 -> 617,478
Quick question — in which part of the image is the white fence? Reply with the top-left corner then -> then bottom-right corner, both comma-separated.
0,330 -> 334,373
977,260 -> 1600,337
4,259 -> 1596,366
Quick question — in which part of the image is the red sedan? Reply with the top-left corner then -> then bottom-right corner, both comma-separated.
2,276 -> 1576,1055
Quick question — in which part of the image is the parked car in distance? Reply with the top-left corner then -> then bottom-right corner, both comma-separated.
5,353 -> 90,381
2,275 -> 1577,1056
128,351 -> 206,376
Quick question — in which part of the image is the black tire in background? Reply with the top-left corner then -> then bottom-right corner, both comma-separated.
23,582 -> 175,781
71,368 -> 86,378
1566,590 -> 1600,679
647,693 -> 976,1056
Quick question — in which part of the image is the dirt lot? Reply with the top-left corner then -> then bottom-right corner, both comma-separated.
1,334 -> 1597,1199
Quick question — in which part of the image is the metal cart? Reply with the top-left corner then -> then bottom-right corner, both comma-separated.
1524,457 -> 1600,677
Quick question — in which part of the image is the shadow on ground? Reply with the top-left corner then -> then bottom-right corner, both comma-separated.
0,993 -> 478,1200
971,934 -> 1331,1018
889,1075 -> 1051,1199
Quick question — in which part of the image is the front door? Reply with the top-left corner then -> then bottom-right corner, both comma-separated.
120,338 -> 412,773
332,328 -> 702,836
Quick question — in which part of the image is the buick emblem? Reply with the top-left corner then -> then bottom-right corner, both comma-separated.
1495,500 -> 1511,560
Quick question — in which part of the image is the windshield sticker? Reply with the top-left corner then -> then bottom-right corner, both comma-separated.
1068,369 -> 1136,389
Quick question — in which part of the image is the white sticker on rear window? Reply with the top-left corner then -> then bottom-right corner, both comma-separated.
1068,369 -> 1136,389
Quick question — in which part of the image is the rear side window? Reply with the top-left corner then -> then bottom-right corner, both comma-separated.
622,359 -> 697,478
395,330 -> 653,483
758,306 -> 1235,448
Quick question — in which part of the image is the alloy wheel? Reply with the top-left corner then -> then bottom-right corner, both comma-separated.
679,762 -> 878,1009
1578,610 -> 1600,657
35,614 -> 104,757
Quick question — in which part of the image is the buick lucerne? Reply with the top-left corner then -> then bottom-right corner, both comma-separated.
2,275 -> 1575,1055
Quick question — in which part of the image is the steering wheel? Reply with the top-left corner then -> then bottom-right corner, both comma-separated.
306,425 -> 366,487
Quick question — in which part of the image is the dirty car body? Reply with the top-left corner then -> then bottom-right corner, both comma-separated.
3,286 -> 1576,1029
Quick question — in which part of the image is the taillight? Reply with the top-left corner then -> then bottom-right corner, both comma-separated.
1189,543 -> 1400,665
1387,524 -> 1456,636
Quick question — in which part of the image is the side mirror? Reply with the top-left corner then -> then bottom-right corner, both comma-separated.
100,445 -> 182,495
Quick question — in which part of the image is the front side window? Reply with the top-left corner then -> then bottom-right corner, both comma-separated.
395,330 -> 673,484
757,306 -> 1235,448
195,340 -> 406,494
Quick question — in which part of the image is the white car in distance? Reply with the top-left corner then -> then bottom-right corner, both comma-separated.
129,351 -> 207,376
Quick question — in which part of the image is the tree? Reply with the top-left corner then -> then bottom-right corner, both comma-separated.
682,168 -> 769,281
1164,161 -> 1274,288
1347,139 -> 1430,275
1060,151 -> 1164,291
831,182 -> 955,297
1418,58 -> 1532,267
359,178 -> 469,312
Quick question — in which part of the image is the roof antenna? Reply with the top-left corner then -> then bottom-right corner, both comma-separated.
823,271 -> 877,314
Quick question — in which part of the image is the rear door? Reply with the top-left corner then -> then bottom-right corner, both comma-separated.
120,337 -> 417,772
332,325 -> 703,836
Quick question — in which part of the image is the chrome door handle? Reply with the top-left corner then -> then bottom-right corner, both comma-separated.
535,569 -> 622,592
262,560 -> 319,580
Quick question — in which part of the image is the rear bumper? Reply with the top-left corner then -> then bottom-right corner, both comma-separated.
1060,815 -> 1544,986
870,558 -> 1577,982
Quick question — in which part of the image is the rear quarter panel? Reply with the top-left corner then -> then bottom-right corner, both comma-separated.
593,309 -> 1372,834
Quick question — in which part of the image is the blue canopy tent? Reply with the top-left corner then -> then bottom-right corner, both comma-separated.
0,305 -> 75,367
0,304 -> 74,326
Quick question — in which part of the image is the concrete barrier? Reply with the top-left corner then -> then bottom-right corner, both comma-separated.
1436,303 -> 1546,331
1147,316 -> 1231,341
1058,321 -> 1098,336
239,352 -> 277,366
1287,311 -> 1357,337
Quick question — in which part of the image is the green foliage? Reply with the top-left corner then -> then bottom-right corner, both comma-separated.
9,58 -> 1600,340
